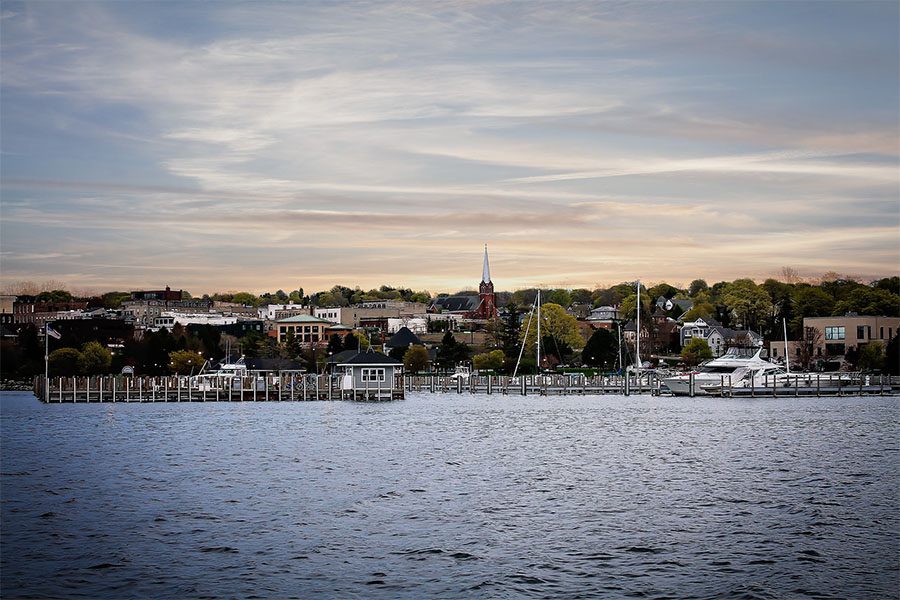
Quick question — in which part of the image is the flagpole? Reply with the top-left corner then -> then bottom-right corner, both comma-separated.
44,322 -> 49,402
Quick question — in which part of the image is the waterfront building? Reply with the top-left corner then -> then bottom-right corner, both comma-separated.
338,351 -> 403,398
770,314 -> 899,364
275,314 -> 332,345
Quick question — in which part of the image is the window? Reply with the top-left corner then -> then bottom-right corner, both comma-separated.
361,368 -> 386,382
880,327 -> 884,339
824,326 -> 845,340
857,326 -> 866,340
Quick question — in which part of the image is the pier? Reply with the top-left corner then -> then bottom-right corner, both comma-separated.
34,374 -> 404,403
32,372 -> 900,402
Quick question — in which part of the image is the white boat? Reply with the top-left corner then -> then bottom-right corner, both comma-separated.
662,347 -> 782,396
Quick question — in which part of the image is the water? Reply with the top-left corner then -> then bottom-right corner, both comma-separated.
1,392 -> 897,599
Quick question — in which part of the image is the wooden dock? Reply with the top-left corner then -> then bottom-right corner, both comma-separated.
34,374 -> 404,403
404,373 -> 663,396
32,372 -> 900,402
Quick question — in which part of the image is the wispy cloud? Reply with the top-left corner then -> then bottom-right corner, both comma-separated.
1,1 -> 897,292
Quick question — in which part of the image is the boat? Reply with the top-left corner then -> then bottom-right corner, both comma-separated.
661,347 -> 782,396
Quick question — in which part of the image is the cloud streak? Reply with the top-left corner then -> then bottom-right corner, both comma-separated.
1,1 -> 897,293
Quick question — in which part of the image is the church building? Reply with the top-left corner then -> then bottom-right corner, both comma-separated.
471,245 -> 498,320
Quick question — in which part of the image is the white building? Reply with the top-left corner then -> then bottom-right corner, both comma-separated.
257,303 -> 310,321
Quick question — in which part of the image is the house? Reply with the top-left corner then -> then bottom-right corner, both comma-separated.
655,296 -> 693,314
275,314 -> 332,345
338,351 -> 404,400
586,305 -> 620,328
705,326 -> 762,357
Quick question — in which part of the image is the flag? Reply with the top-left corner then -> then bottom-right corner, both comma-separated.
46,325 -> 61,340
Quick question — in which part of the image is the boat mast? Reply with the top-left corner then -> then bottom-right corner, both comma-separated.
783,318 -> 790,374
512,294 -> 538,379
536,289 -> 541,372
635,280 -> 641,370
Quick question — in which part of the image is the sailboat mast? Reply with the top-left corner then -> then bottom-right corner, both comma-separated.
635,280 -> 641,370
536,289 -> 541,372
783,318 -> 790,374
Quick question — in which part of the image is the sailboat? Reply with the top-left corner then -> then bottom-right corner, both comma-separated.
512,290 -> 542,379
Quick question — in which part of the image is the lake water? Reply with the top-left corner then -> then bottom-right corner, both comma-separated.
1,391 -> 897,599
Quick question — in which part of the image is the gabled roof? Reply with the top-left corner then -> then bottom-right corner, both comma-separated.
431,296 -> 479,312
342,351 -> 403,366
326,349 -> 361,364
277,314 -> 330,324
385,326 -> 423,348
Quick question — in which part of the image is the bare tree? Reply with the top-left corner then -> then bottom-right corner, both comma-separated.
798,326 -> 823,370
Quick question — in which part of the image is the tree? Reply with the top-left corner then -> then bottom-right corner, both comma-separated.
797,327 -> 823,371
473,349 -> 505,372
169,350 -> 205,374
79,341 -> 112,375
681,338 -> 713,366
688,279 -> 709,297
519,303 -> 583,351
721,279 -> 773,331
858,342 -> 886,372
833,287 -> 900,317
49,348 -> 82,376
681,303 -> 715,322
546,289 -> 572,308
618,292 -> 651,323
436,331 -> 471,370
791,286 -> 835,331
581,328 -> 618,370
403,345 -> 430,374
885,336 -> 899,376
326,334 -> 344,355
648,283 -> 680,301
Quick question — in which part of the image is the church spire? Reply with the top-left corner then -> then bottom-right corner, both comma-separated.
482,244 -> 491,283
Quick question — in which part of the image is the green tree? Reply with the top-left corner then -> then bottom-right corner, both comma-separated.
648,283 -> 680,301
546,289 -> 572,308
858,342 -> 886,372
679,302 -> 716,323
436,331 -> 471,369
169,350 -> 205,374
520,303 -> 583,351
473,349 -> 505,372
49,347 -> 82,376
688,279 -> 709,297
833,287 -> 900,317
721,279 -> 773,331
581,328 -> 618,369
36,289 -> 74,303
681,338 -> 713,366
79,341 -> 112,374
403,345 -> 430,374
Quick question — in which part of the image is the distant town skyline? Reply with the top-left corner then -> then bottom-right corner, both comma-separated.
1,1 -> 898,294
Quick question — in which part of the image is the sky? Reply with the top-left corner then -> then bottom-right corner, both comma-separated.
1,0 -> 898,295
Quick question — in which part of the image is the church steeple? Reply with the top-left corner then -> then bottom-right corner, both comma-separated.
474,244 -> 498,320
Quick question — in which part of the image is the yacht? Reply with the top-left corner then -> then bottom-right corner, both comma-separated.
661,347 -> 782,396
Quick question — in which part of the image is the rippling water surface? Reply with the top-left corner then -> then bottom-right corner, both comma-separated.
2,392 -> 897,599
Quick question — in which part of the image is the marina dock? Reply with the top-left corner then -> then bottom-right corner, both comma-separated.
33,372 -> 900,402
